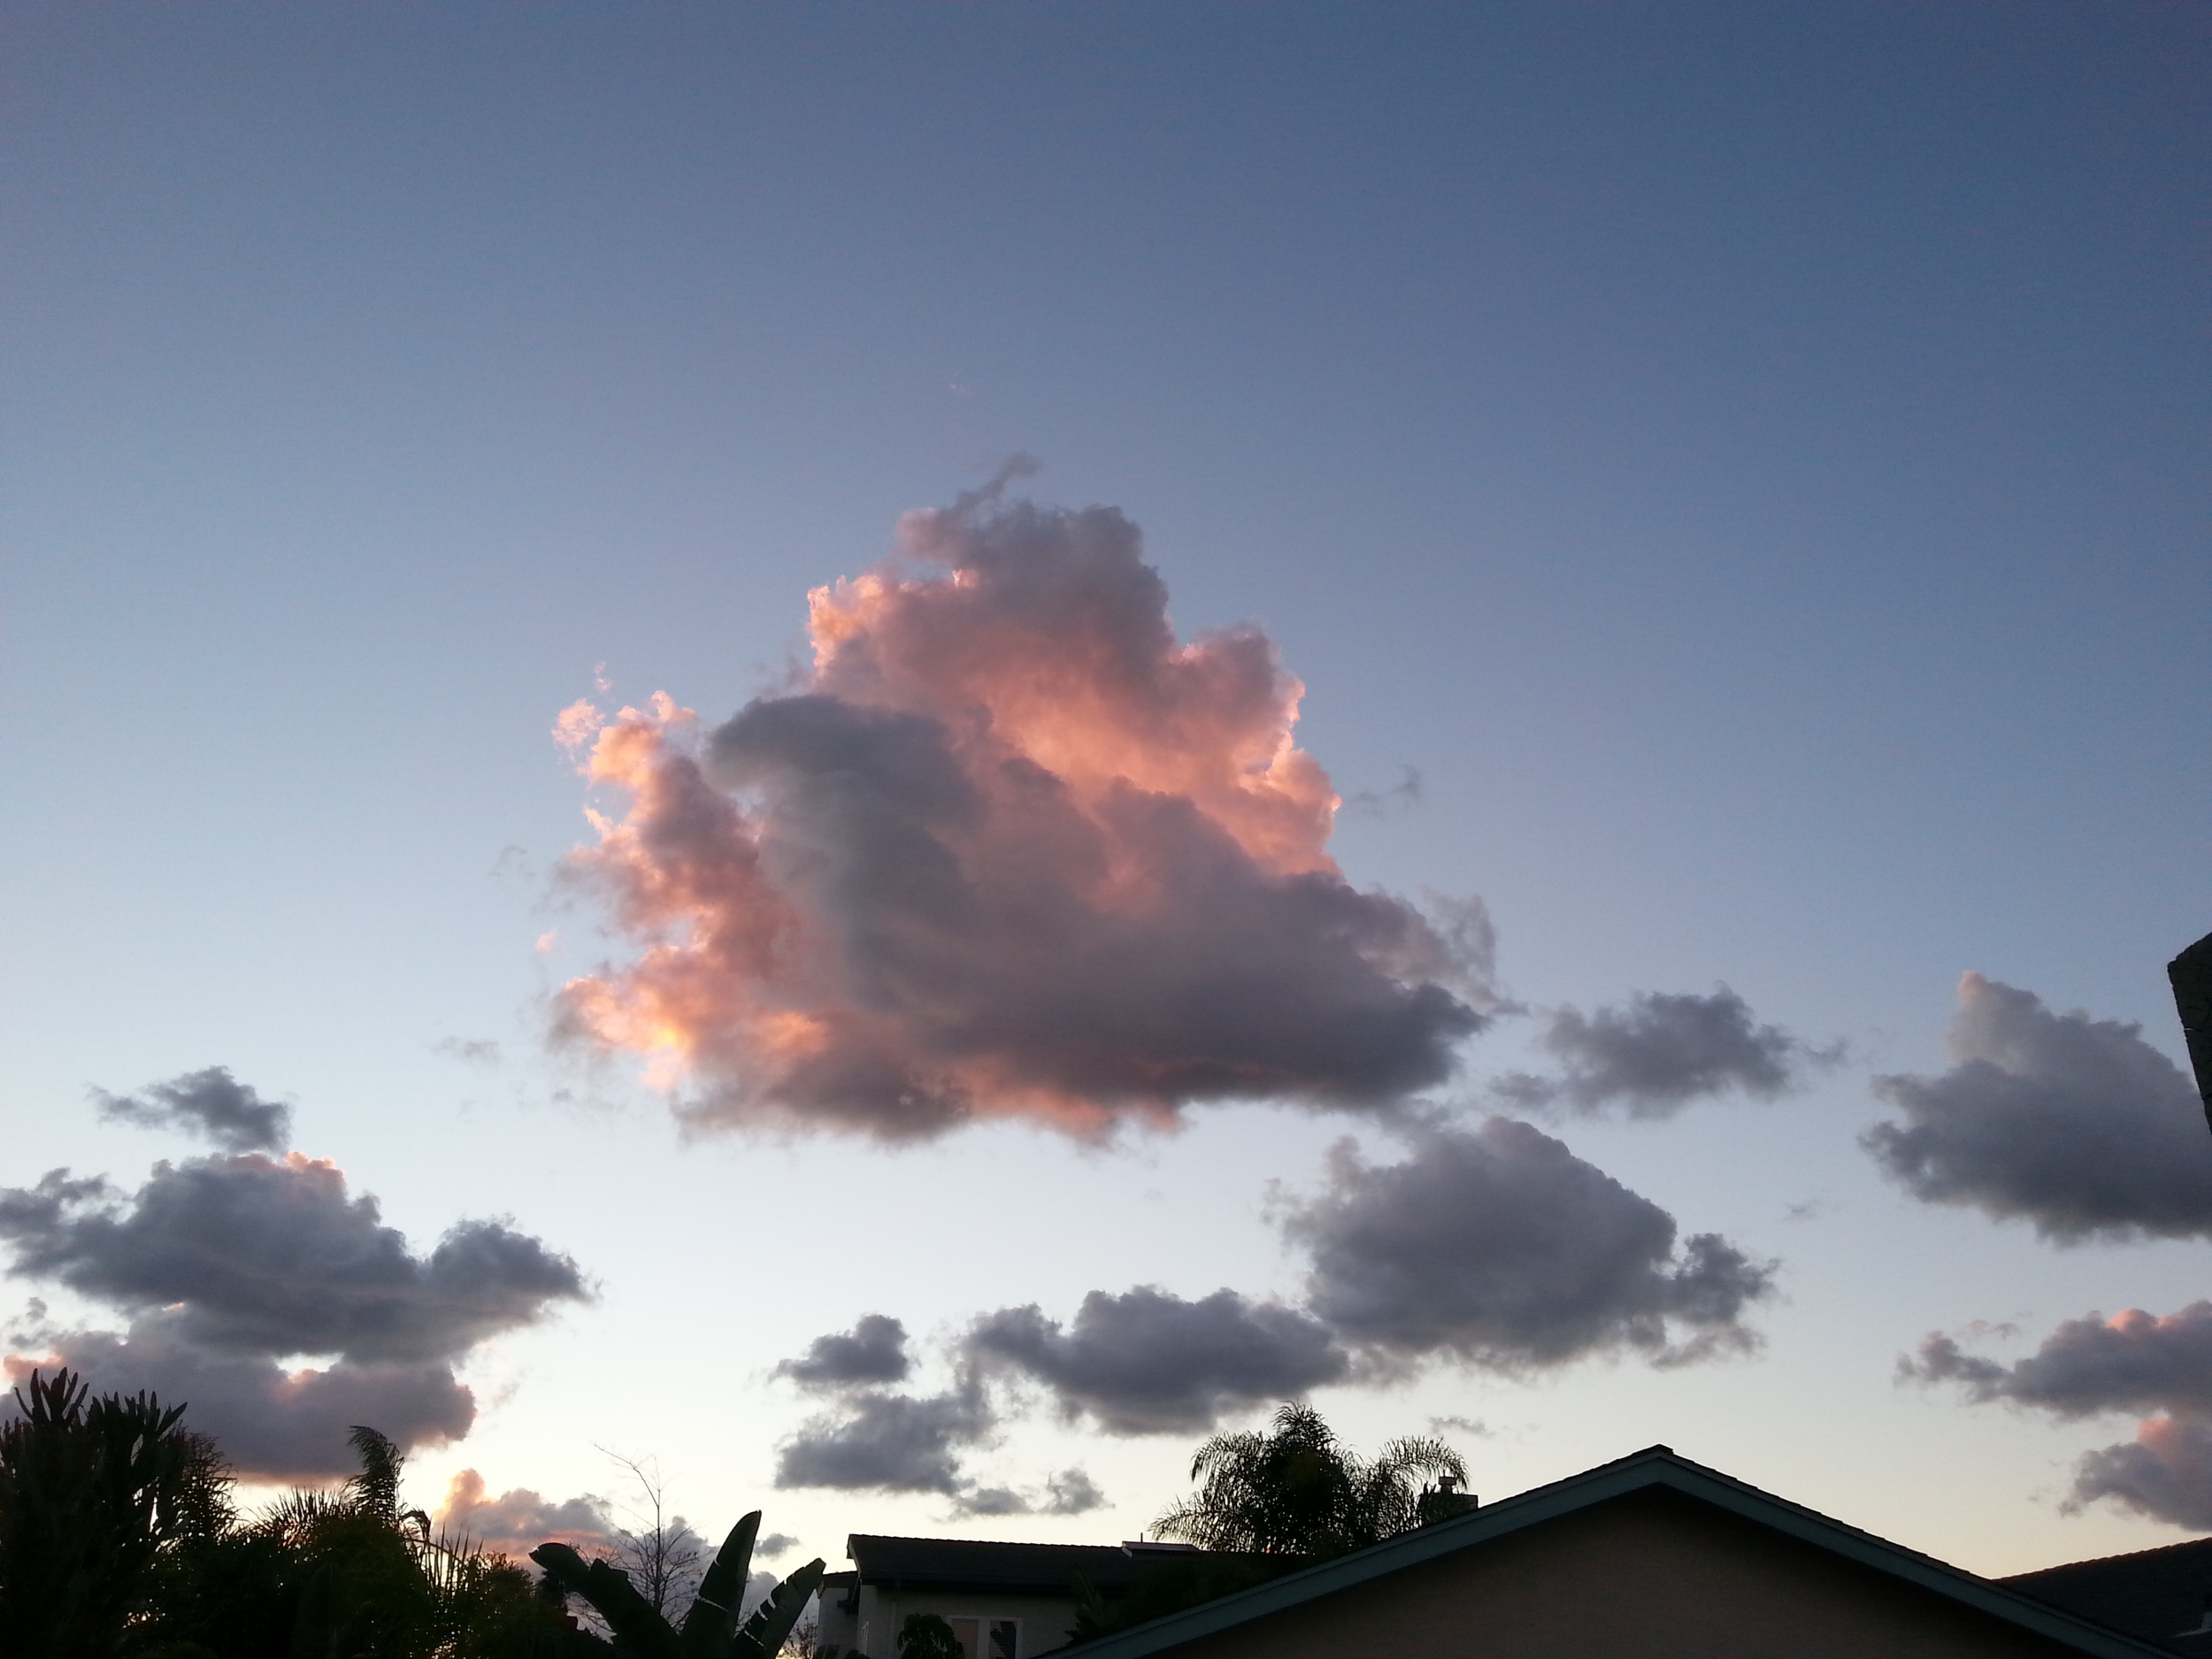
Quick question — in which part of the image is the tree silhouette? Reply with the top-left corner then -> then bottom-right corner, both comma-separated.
597,1448 -> 707,1621
1149,1402 -> 1467,1559
0,1368 -> 213,1656
134,1400 -> 580,1655
895,1613 -> 964,1659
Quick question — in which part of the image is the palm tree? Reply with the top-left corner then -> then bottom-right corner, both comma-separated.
1149,1402 -> 1466,1560
146,1415 -> 582,1655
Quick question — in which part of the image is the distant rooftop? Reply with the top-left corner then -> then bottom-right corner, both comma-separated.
843,1534 -> 1188,1596
2004,1535 -> 2212,1654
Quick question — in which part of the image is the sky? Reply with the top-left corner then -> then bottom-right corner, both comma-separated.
1,0 -> 2208,1585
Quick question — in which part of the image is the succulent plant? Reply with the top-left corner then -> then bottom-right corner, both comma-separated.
534,1509 -> 825,1659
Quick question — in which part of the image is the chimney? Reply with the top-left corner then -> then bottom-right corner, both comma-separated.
2171,932 -> 2212,1135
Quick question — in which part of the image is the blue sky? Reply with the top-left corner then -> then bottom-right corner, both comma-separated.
2,0 -> 2207,1579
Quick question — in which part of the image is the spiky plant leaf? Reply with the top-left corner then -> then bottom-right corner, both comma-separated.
732,1557 -> 825,1659
534,1540 -> 683,1659
683,1509 -> 762,1648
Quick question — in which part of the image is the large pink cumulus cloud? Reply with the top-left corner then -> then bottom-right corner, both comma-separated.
556,488 -> 1491,1138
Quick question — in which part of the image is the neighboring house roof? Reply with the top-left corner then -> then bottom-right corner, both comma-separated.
1049,1446 -> 2173,1659
843,1535 -> 1194,1599
2004,1536 -> 2212,1655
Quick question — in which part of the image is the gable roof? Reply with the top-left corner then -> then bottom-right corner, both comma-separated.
2003,1534 -> 2212,1652
1054,1445 -> 2174,1659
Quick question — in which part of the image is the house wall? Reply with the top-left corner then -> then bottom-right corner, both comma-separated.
825,1581 -> 1082,1659
1149,1490 -> 2101,1659
818,1582 -> 861,1654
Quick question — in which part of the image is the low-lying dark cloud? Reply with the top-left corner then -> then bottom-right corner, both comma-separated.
1039,1467 -> 1106,1514
555,483 -> 1493,1140
1864,974 -> 2212,1243
949,1467 -> 1108,1519
777,1314 -> 912,1389
773,1384 -> 997,1496
1904,1302 -> 2212,1528
1280,1118 -> 1773,1371
0,1156 -> 588,1363
965,1287 -> 1348,1434
773,1115 -> 1768,1499
7,1314 -> 475,1480
1494,988 -> 1819,1118
94,1066 -> 291,1153
1428,1415 -> 1491,1440
0,1075 -> 589,1479
771,1320 -> 1113,1514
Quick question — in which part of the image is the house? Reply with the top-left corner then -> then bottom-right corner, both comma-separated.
816,1533 -> 1204,1659
826,1447 -> 2183,1659
1052,1445 -> 2172,1659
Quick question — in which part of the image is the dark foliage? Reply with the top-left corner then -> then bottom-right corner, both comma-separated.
893,1615 -> 962,1659
1059,1403 -> 1475,1647
1064,1555 -> 1303,1645
0,1368 -> 595,1658
532,1509 -> 824,1659
0,1369 -> 213,1656
1149,1402 -> 1465,1558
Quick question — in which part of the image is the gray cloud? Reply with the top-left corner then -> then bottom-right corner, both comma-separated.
964,1287 -> 1348,1434
1342,767 -> 1423,820
952,1486 -> 1031,1517
1041,1467 -> 1106,1514
0,1156 -> 588,1363
1279,1118 -> 1773,1371
777,1314 -> 912,1390
770,1315 -> 1115,1513
1864,973 -> 2212,1243
433,1038 -> 503,1068
1428,1415 -> 1491,1440
1,1080 -> 588,1478
772,1384 -> 997,1495
1903,1302 -> 2212,1529
945,1471 -> 1107,1518
2071,1423 -> 2212,1531
94,1067 -> 291,1153
557,488 -> 1492,1141
1494,988 -> 1817,1118
777,1116 -> 1766,1486
1903,1303 -> 2212,1422
755,1532 -> 800,1559
7,1313 -> 475,1480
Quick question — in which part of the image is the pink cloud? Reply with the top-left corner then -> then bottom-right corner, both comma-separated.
434,1467 -> 617,1561
556,487 -> 1491,1139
